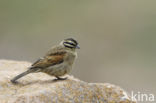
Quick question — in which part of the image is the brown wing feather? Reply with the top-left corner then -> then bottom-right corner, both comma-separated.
31,51 -> 66,68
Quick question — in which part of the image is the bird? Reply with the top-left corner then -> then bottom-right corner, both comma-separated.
11,38 -> 80,83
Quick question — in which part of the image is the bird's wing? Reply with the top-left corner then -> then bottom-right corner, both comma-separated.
31,51 -> 66,68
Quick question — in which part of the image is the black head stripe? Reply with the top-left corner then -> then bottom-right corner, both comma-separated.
63,42 -> 75,48
65,38 -> 78,45
64,45 -> 74,49
64,42 -> 76,46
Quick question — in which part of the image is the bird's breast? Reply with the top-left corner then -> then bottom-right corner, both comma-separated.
65,52 -> 77,65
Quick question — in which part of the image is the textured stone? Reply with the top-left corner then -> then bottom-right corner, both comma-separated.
0,60 -> 136,103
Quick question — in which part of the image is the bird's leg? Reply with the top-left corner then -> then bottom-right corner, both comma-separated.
55,76 -> 67,80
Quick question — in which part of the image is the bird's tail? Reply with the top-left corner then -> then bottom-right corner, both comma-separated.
11,69 -> 35,83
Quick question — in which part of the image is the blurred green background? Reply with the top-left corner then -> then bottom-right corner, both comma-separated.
0,0 -> 156,102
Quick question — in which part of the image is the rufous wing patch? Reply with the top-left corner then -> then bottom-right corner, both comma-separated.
31,51 -> 66,68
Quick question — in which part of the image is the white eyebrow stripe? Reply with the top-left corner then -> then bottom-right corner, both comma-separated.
64,43 -> 75,47
66,40 -> 76,45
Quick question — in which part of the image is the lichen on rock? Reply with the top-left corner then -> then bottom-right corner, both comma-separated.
0,60 -> 136,103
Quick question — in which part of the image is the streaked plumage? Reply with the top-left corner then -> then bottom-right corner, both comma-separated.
11,38 -> 80,83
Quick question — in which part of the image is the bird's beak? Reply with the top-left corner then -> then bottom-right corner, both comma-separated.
76,45 -> 80,49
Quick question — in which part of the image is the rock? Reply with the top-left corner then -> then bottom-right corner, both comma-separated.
0,60 -> 136,103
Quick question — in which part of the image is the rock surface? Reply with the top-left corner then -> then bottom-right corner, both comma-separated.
0,60 -> 136,103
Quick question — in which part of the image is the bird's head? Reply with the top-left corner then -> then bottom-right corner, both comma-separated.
60,38 -> 80,50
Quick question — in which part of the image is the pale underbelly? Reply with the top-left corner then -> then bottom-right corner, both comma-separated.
41,64 -> 72,77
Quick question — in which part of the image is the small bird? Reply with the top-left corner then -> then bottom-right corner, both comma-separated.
11,38 -> 80,83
